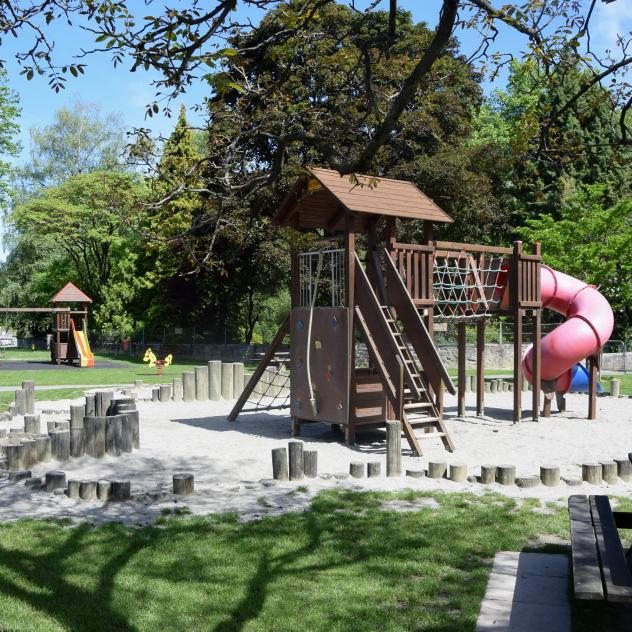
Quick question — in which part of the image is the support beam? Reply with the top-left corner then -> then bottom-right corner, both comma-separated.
588,353 -> 599,420
531,309 -> 541,421
345,211 -> 356,432
476,319 -> 485,416
513,308 -> 523,423
457,321 -> 466,417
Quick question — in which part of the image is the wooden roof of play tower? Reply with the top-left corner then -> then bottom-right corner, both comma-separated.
273,167 -> 453,232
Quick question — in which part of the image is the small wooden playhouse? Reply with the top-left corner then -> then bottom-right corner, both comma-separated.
230,168 -> 552,455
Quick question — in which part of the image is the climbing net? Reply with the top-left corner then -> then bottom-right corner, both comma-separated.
241,358 -> 291,413
433,254 -> 508,320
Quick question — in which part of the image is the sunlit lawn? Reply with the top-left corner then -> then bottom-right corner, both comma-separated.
0,489 -> 623,632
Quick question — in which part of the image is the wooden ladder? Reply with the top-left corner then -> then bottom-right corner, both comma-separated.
380,305 -> 454,454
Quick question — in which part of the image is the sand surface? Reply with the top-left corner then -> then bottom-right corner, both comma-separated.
1,388 -> 631,525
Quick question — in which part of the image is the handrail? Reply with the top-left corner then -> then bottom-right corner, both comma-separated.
383,248 -> 456,396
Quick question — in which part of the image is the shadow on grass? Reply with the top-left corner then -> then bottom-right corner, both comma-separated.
0,490 -> 570,632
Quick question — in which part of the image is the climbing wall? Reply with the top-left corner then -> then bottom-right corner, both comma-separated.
290,307 -> 349,424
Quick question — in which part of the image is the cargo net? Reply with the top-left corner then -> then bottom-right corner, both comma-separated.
433,254 -> 509,320
242,359 -> 291,413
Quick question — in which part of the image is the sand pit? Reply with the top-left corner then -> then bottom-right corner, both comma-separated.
0,388 -> 631,525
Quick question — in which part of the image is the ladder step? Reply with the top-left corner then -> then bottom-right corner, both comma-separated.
407,417 -> 439,425
404,402 -> 433,410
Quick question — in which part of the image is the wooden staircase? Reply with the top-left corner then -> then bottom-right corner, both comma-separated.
354,253 -> 455,456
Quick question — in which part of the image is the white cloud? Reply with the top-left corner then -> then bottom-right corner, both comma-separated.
592,1 -> 632,53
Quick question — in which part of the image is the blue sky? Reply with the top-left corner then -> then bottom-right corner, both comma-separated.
1,0 -> 630,164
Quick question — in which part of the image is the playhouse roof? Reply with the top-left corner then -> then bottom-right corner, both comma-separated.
49,282 -> 93,304
273,167 -> 453,231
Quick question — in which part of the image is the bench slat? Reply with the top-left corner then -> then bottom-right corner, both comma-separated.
568,494 -> 605,600
590,495 -> 632,603
613,511 -> 632,530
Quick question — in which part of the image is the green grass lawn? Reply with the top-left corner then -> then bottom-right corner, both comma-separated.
0,489 -> 625,632
0,388 -> 87,412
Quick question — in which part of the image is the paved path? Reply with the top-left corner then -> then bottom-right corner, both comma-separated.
476,551 -> 571,632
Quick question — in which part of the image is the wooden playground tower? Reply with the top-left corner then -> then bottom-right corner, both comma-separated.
0,282 -> 93,366
230,168 -> 600,455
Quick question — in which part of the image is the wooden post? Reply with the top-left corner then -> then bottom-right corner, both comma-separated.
345,212 -> 356,439
85,394 -> 96,417
480,465 -> 496,484
221,363 -> 234,400
105,416 -> 122,456
457,321 -> 466,417
69,405 -> 85,429
80,480 -> 98,501
496,464 -> 516,486
288,440 -> 304,480
120,415 -> 133,453
84,417 -> 106,458
5,444 -> 24,470
232,363 -> 245,399
350,462 -> 365,478
68,480 -> 81,499
601,460 -> 617,483
367,462 -> 381,477
14,389 -> 26,415
95,391 -> 113,417
159,384 -> 172,402
97,480 -> 111,501
272,447 -> 289,480
449,463 -> 468,482
22,381 -> 35,414
173,473 -> 194,495
22,439 -> 37,468
24,414 -> 41,435
45,470 -> 66,492
70,428 -> 85,458
208,361 -> 222,400
303,451 -> 318,478
195,366 -> 208,401
512,241 -> 523,423
588,353 -> 598,419
582,463 -> 601,485
172,377 -> 183,401
50,429 -> 70,461
386,420 -> 401,477
182,371 -> 195,402
111,480 -> 131,501
35,435 -> 51,462
428,461 -> 447,478
476,319 -> 485,416
540,465 -> 560,487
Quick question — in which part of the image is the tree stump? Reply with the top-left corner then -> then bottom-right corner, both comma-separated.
449,463 -> 468,482
97,480 -> 111,502
182,372 -> 195,402
110,480 -> 131,501
134,379 -> 143,389
232,363 -> 245,399
22,439 -> 37,468
428,461 -> 447,479
50,430 -> 70,461
35,435 -> 51,462
69,404 -> 85,429
303,450 -> 318,478
582,463 -> 601,485
208,361 -> 222,400
272,447 -> 289,480
172,378 -> 183,402
84,417 -> 106,458
540,465 -> 560,487
522,378 -> 529,392
367,462 -> 381,478
5,443 -> 24,470
406,469 -> 425,479
496,464 -> 516,486
601,460 -> 618,484
79,480 -> 98,501
490,380 -> 498,393
45,470 -> 66,492
67,479 -> 81,499
615,457 -> 632,481
151,388 -> 159,402
484,382 -> 491,393
70,428 -> 85,458
106,416 -> 123,456
159,384 -> 172,402
468,374 -> 476,392
288,440 -> 304,480
85,394 -> 96,417
124,410 -> 140,449
0,458 -> 7,470
24,414 -> 41,435
508,383 -> 514,392
195,367 -> 208,401
22,381 -> 35,414
14,389 -> 27,415
8,469 -> 31,482
349,462 -> 365,478
480,465 -> 496,485
120,415 -> 133,453
386,420 -> 402,477
173,473 -> 194,495
221,363 -> 234,400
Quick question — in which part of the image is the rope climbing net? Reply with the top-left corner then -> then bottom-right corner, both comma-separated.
241,358 -> 291,413
433,254 -> 509,320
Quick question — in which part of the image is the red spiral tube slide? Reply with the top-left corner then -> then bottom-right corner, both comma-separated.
522,265 -> 613,393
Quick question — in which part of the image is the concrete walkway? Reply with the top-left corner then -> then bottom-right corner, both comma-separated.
476,551 -> 571,632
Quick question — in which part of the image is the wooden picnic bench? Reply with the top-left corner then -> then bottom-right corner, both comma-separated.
568,495 -> 632,602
